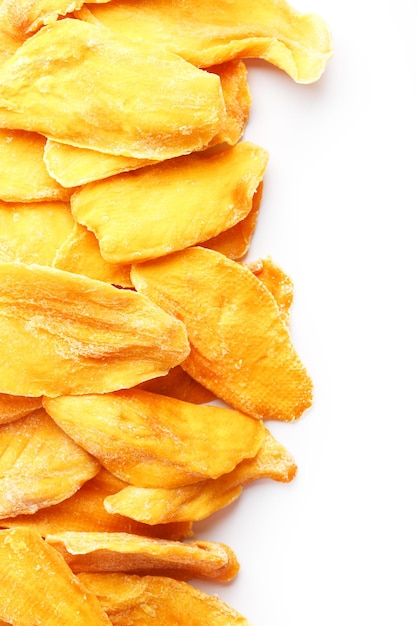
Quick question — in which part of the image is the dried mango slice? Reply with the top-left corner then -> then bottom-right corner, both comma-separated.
84,0 -> 332,83
43,388 -> 265,488
203,182 -> 263,260
0,24 -> 21,64
0,408 -> 100,518
79,573 -> 249,625
248,256 -> 294,325
138,365 -> 215,404
46,531 -> 240,581
0,527 -> 112,625
53,222 -> 133,288
0,394 -> 42,425
0,129 -> 72,202
0,19 -> 225,159
131,247 -> 313,421
104,429 -> 296,524
0,262 -> 189,397
71,142 -> 268,264
0,467 -> 192,540
0,200 -> 75,265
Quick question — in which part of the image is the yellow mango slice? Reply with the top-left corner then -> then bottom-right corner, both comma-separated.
0,408 -> 100,518
0,200 -> 75,265
131,247 -> 313,421
0,394 -> 42,425
0,527 -> 112,625
138,365 -> 215,404
248,256 -> 294,325
43,388 -> 265,488
53,222 -> 133,288
71,142 -> 268,264
104,429 -> 296,524
0,467 -> 192,540
0,24 -> 21,64
0,262 -> 189,397
0,19 -> 225,159
79,573 -> 249,625
46,531 -> 240,581
0,129 -> 71,202
84,0 -> 332,83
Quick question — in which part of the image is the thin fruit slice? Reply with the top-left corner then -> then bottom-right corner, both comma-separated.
0,262 -> 189,397
0,394 -> 42,425
248,256 -> 294,325
138,365 -> 215,404
131,246 -> 313,421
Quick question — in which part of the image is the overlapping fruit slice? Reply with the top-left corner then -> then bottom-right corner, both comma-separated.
0,394 -> 42,425
0,262 -> 189,397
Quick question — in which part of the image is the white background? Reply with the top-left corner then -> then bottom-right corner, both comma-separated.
193,1 -> 417,624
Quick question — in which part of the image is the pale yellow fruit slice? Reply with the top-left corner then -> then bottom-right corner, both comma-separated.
0,395 -> 42,426
0,262 -> 189,397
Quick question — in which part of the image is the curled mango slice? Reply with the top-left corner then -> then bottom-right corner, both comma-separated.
0,409 -> 100,518
131,247 -> 313,421
46,531 -> 240,581
0,527 -> 112,625
84,0 -> 332,83
0,262 -> 189,397
0,394 -> 42,425
0,19 -> 225,159
43,388 -> 265,488
71,142 -> 268,264
79,572 -> 250,625
104,429 -> 296,524
138,365 -> 215,404
248,256 -> 294,325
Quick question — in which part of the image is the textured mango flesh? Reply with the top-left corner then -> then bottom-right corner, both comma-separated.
0,262 -> 189,397
0,467 -> 192,540
79,573 -> 249,625
0,409 -> 100,518
0,19 -> 225,159
46,531 -> 240,581
104,429 -> 296,524
43,388 -> 265,488
0,527 -> 112,625
0,129 -> 71,202
131,247 -> 313,421
84,0 -> 332,83
71,142 -> 268,264
0,200 -> 75,265
53,222 -> 133,288
248,257 -> 294,325
0,394 -> 42,425
138,365 -> 215,404
43,59 -> 250,188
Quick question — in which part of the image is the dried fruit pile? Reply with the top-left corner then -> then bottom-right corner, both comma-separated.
0,1 -> 332,624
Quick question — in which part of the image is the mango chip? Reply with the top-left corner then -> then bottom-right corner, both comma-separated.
0,408 -> 100,518
70,142 -> 268,264
0,262 -> 189,397
79,572 -> 249,625
43,388 -> 265,488
131,246 -> 313,421
0,467 -> 192,541
138,365 -> 215,405
46,531 -> 240,581
0,19 -> 225,159
84,0 -> 332,83
248,256 -> 294,325
0,394 -> 42,425
0,129 -> 72,202
104,430 -> 296,524
53,222 -> 133,288
0,200 -> 75,265
0,527 -> 112,625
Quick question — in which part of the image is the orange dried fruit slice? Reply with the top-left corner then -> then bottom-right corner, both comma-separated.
0,408 -> 100,518
0,18 -> 225,160
84,0 -> 332,83
70,142 -> 268,264
0,527 -> 112,625
0,394 -> 42,425
248,256 -> 294,325
79,572 -> 250,625
104,429 -> 296,524
0,129 -> 72,202
43,388 -> 265,488
0,200 -> 75,265
45,531 -> 240,581
131,246 -> 313,421
0,262 -> 189,397
0,467 -> 192,540
53,222 -> 133,288
138,365 -> 215,404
